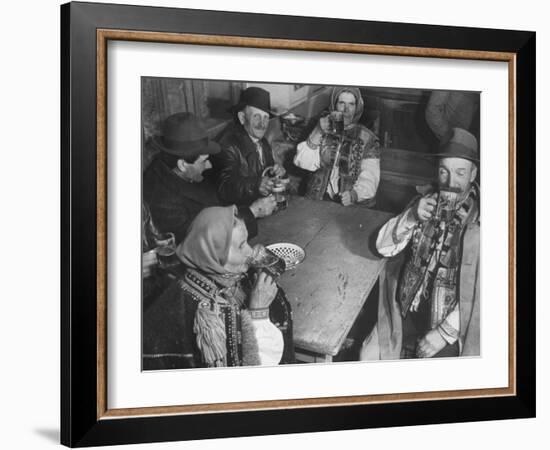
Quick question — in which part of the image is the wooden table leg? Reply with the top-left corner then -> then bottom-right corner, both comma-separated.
295,348 -> 334,363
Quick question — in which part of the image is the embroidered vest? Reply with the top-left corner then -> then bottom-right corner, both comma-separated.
305,124 -> 379,200
396,187 -> 479,329
180,269 -> 248,367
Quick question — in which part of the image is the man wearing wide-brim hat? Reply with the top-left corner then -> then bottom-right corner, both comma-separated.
361,127 -> 480,360
210,87 -> 285,207
143,112 -> 275,245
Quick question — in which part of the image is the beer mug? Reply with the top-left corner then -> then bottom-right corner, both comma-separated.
272,178 -> 290,211
329,111 -> 344,136
434,188 -> 460,222
153,232 -> 179,269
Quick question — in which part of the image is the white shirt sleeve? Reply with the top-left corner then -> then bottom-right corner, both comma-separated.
352,158 -> 380,201
376,207 -> 418,257
250,318 -> 284,366
294,140 -> 321,172
437,304 -> 460,345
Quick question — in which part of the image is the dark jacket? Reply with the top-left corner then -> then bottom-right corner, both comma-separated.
211,123 -> 275,206
143,157 -> 257,244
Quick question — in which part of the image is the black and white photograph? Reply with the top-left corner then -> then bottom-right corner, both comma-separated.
141,78 -> 481,369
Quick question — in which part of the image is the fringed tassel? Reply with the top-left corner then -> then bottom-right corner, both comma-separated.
240,310 -> 261,366
193,305 -> 227,367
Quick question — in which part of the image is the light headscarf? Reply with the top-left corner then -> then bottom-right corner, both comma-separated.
176,205 -> 237,275
330,87 -> 365,128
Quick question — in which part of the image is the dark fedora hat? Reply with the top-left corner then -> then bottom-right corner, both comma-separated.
151,112 -> 220,160
434,127 -> 479,162
230,86 -> 276,117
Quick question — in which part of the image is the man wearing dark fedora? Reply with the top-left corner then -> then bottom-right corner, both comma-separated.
361,127 -> 480,360
143,112 -> 276,244
211,87 -> 285,206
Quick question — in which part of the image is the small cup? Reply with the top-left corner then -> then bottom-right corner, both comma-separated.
153,232 -> 178,269
157,245 -> 179,270
272,183 -> 288,211
330,111 -> 344,135
248,245 -> 286,279
435,189 -> 460,221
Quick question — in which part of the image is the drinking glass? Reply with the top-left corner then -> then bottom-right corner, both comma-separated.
330,111 -> 344,135
154,232 -> 179,269
248,245 -> 286,279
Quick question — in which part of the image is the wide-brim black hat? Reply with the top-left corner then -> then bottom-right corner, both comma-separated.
433,127 -> 479,162
229,86 -> 276,117
150,112 -> 220,159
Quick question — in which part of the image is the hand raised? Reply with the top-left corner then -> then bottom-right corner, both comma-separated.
341,190 -> 353,206
249,272 -> 278,310
142,251 -> 158,278
415,195 -> 437,222
319,115 -> 331,134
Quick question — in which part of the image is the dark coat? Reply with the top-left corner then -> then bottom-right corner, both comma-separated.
143,270 -> 295,369
143,157 -> 257,244
210,123 -> 275,206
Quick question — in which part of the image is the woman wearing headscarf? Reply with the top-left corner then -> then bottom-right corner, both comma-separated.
294,87 -> 380,206
143,205 -> 294,369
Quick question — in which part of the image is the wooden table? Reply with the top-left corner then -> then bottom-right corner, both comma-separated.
251,196 -> 394,362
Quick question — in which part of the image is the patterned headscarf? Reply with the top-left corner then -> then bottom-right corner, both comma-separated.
176,205 -> 237,275
330,87 -> 365,128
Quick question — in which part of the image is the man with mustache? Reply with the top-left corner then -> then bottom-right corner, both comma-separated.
210,87 -> 285,207
361,128 -> 480,360
143,112 -> 275,245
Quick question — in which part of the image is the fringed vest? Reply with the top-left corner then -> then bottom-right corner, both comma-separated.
180,268 -> 294,367
179,268 -> 260,367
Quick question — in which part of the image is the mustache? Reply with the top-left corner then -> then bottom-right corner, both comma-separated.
438,185 -> 462,193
